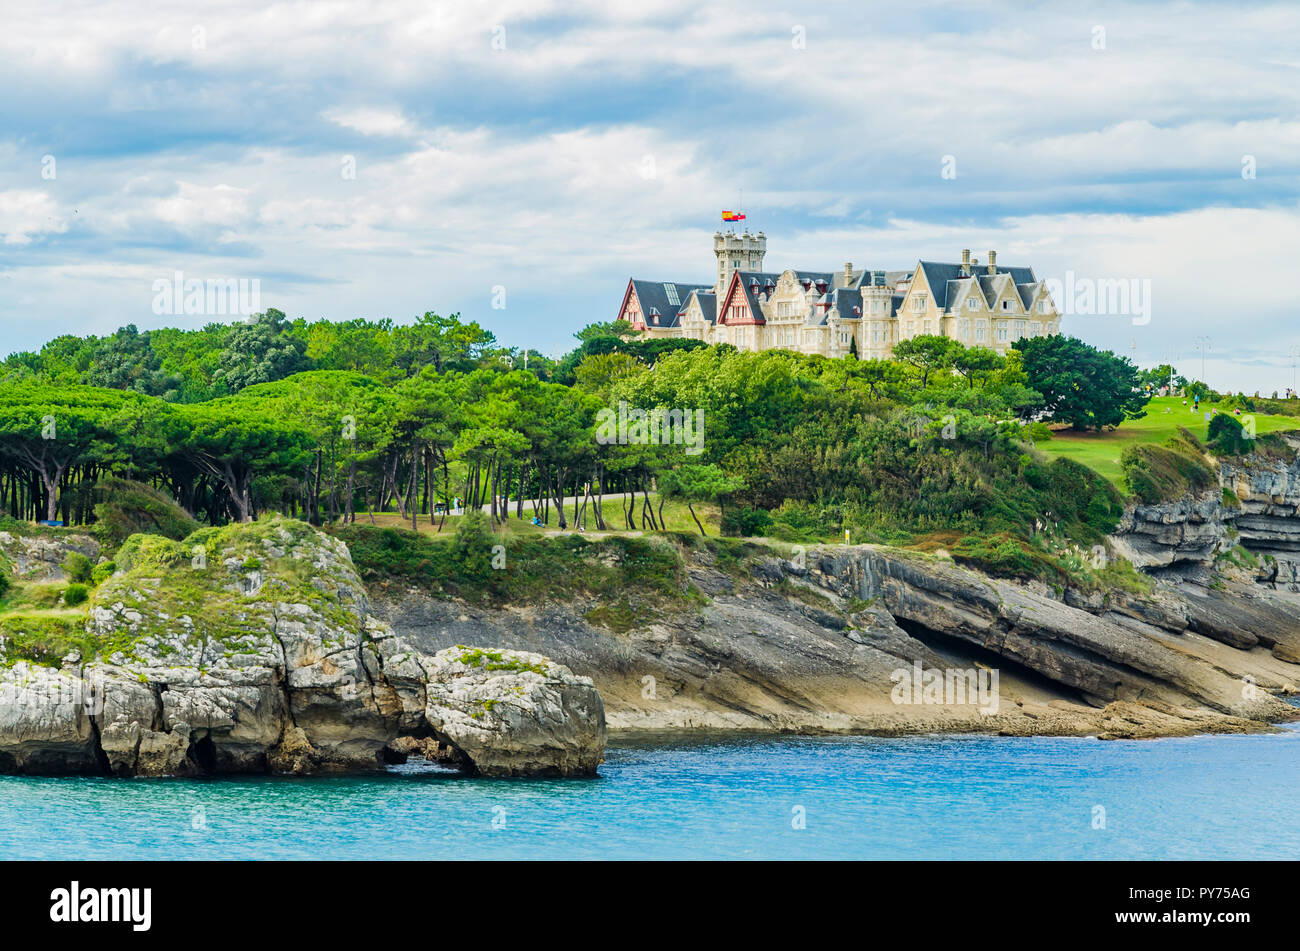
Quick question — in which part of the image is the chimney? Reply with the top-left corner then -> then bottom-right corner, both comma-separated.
844,262 -> 854,283
961,249 -> 970,276
987,250 -> 997,275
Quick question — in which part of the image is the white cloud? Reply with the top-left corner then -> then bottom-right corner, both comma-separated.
150,182 -> 252,230
0,191 -> 67,245
0,0 -> 1298,395
324,108 -> 416,137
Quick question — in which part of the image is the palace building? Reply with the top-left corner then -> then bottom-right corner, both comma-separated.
616,230 -> 1061,359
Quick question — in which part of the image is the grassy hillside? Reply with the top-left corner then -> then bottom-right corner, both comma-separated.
1036,396 -> 1300,491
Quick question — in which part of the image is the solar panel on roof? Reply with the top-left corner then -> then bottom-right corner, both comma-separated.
663,283 -> 680,306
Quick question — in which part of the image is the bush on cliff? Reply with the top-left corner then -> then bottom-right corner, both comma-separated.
61,551 -> 93,584
93,478 -> 198,548
1122,429 -> 1216,504
1206,414 -> 1254,456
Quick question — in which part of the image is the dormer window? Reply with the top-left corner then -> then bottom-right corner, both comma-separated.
967,296 -> 978,309
1002,300 -> 1011,311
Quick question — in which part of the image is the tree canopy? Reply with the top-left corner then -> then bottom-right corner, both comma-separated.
1013,335 -> 1146,431
0,313 -> 1164,585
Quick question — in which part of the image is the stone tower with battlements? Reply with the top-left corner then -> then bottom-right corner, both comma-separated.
713,229 -> 766,296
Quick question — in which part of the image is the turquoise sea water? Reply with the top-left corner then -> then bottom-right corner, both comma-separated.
1,728 -> 1296,860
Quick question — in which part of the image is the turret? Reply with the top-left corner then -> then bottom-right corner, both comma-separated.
714,229 -> 767,296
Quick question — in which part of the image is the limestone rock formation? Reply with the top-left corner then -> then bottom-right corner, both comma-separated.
374,538 -> 1300,739
1109,432 -> 1300,569
1221,434 -> 1300,557
1109,494 -> 1228,569
0,519 -> 604,778
0,530 -> 100,582
421,647 -> 606,777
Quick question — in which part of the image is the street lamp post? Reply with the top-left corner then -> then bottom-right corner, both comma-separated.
1193,336 -> 1212,387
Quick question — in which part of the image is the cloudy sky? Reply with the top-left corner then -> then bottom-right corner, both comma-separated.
2,0 -> 1298,391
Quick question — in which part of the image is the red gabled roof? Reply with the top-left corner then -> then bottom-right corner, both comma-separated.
617,278 -> 639,326
716,271 -> 765,325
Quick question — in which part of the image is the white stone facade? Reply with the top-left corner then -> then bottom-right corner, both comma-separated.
619,235 -> 1061,358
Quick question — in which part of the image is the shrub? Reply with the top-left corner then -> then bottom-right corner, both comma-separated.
769,501 -> 842,542
63,583 -> 89,607
62,551 -> 93,584
91,561 -> 117,586
721,506 -> 773,538
330,522 -> 694,630
450,509 -> 496,586
1027,421 -> 1052,443
952,532 -> 1061,582
1206,413 -> 1254,456
0,614 -> 90,667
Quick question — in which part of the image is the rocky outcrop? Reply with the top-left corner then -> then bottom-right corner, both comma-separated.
0,520 -> 604,778
421,648 -> 606,777
1221,434 -> 1300,556
800,547 -> 1297,722
1109,494 -> 1229,569
374,542 -> 1300,739
1109,433 -> 1300,570
0,530 -> 99,582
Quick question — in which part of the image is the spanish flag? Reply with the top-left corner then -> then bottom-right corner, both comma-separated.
721,210 -> 746,221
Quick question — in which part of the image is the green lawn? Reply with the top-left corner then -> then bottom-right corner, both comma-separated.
1035,396 -> 1300,491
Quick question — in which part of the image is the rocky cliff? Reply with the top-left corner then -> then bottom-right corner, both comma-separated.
368,426 -> 1300,740
373,539 -> 1300,740
0,519 -> 605,777
1110,433 -> 1300,572
1222,433 -> 1300,558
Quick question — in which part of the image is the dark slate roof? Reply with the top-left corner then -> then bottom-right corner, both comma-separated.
890,293 -> 904,316
832,287 -> 863,319
682,289 -> 717,324
977,275 -> 1001,307
1016,283 -> 1039,309
805,287 -> 864,326
629,280 -> 712,329
806,292 -> 831,326
916,262 -> 970,309
944,278 -> 983,309
917,261 -> 1038,310
768,269 -> 836,289
874,269 -> 912,288
794,270 -> 837,288
979,273 -> 1039,312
